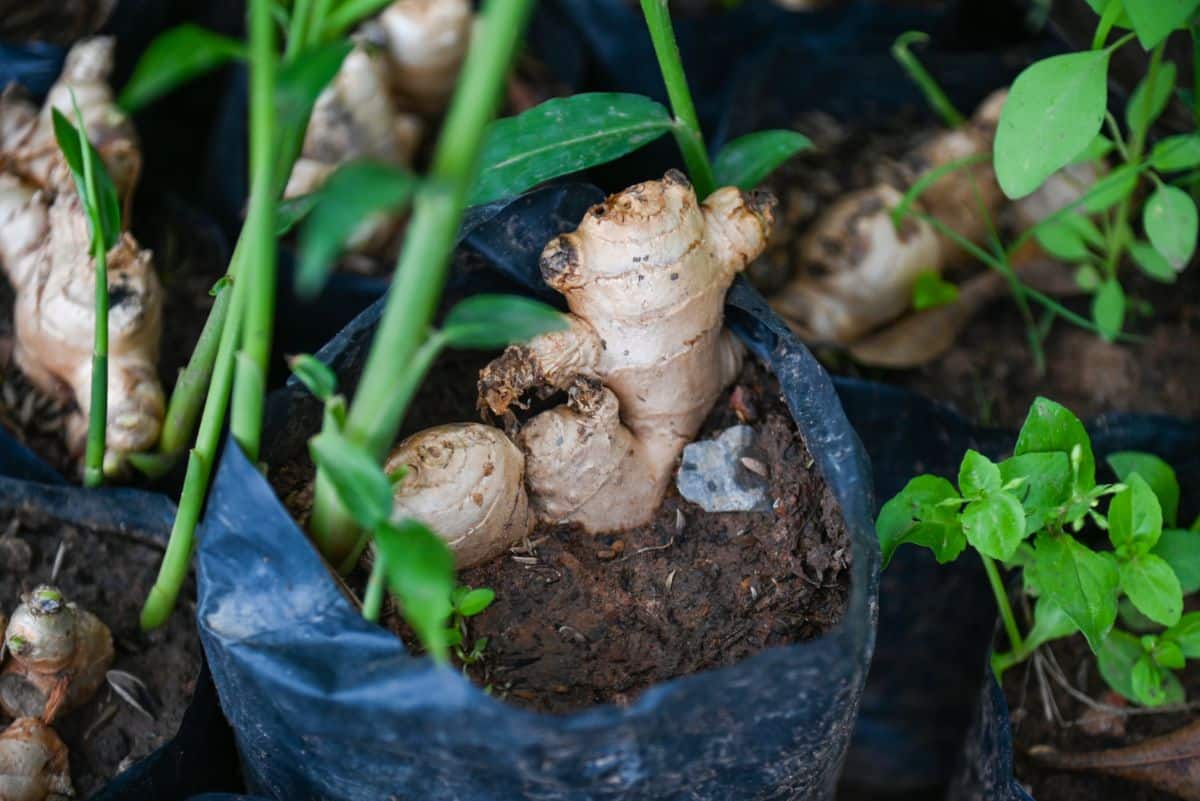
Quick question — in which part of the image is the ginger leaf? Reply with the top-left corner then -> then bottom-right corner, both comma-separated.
713,130 -> 811,190
442,294 -> 567,350
119,24 -> 245,112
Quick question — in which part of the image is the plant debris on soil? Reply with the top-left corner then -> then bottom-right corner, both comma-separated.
0,509 -> 200,797
1004,612 -> 1200,801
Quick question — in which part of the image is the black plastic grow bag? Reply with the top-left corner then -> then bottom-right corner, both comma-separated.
193,182 -> 879,801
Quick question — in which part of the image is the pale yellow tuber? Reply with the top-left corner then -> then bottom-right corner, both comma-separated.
375,0 -> 473,115
0,585 -> 114,722
388,171 -> 775,566
0,718 -> 72,801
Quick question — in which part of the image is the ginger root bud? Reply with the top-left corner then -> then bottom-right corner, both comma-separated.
0,718 -> 72,801
390,172 -> 775,565
0,585 -> 114,722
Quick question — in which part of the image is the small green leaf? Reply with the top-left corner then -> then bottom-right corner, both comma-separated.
1074,264 -> 1102,291
1035,217 -> 1092,261
1082,165 -> 1139,213
911,270 -> 959,311
1033,531 -> 1119,650
959,450 -> 1002,497
1131,653 -> 1171,706
1108,473 -> 1165,555
296,161 -> 416,299
1126,61 -> 1176,140
1154,528 -> 1200,593
118,24 -> 245,112
1098,629 -> 1147,702
1118,596 -> 1160,631
1107,452 -> 1179,526
1153,639 -> 1186,670
962,493 -> 1026,561
470,93 -> 673,207
1144,185 -> 1198,271
1164,611 -> 1200,657
1084,0 -> 1133,28
1070,133 -> 1116,165
1025,595 -> 1080,651
1129,240 -> 1178,282
456,587 -> 496,617
308,430 -> 393,530
126,450 -> 182,480
1124,0 -> 1200,49
275,40 -> 352,127
51,108 -> 121,247
875,475 -> 965,567
1150,133 -> 1200,171
994,50 -> 1111,199
1015,397 -> 1096,493
375,519 -> 455,664
713,129 -> 812,190
1092,279 -> 1126,342
441,294 -> 568,350
1120,553 -> 1183,627
288,354 -> 337,401
277,193 -> 319,236
999,451 -> 1072,533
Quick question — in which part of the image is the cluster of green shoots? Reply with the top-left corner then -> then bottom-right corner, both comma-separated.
893,0 -> 1200,371
879,397 -> 1200,707
60,0 -> 809,659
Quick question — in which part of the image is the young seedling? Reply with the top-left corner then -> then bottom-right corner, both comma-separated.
878,397 -> 1200,707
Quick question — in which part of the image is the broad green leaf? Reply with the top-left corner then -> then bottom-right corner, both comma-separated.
308,430 -> 393,530
1070,133 -> 1116,165
1107,452 -> 1179,526
288,354 -> 337,401
1164,611 -> 1200,657
1025,595 -> 1080,651
1098,629 -> 1147,702
1153,638 -> 1186,669
1144,185 -> 1198,271
1124,0 -> 1200,49
713,129 -> 812,190
375,519 -> 455,663
470,93 -> 673,206
1119,553 -> 1183,626
296,161 -> 416,298
1015,397 -> 1096,492
1108,473 -> 1165,555
276,193 -> 318,236
50,109 -> 121,247
1130,653 -> 1174,706
119,24 -> 245,112
962,493 -> 1026,561
1118,596 -> 1160,631
911,271 -> 959,311
999,451 -> 1072,533
441,294 -> 567,350
1154,528 -> 1200,593
275,40 -> 352,127
1129,240 -> 1178,282
959,450 -> 1002,497
1150,133 -> 1200,172
1033,531 -> 1119,650
1092,278 -> 1126,342
994,50 -> 1111,199
1126,61 -> 1176,140
1082,165 -> 1138,213
456,587 -> 496,617
875,475 -> 965,566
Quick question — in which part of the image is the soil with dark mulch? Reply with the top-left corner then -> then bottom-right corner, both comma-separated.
0,196 -> 226,479
1003,625 -> 1200,801
0,508 -> 200,798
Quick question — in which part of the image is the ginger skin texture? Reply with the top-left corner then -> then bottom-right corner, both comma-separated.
387,171 -> 775,567
0,718 -> 72,801
0,38 -> 163,474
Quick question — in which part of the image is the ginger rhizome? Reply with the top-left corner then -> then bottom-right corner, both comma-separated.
388,171 -> 775,567
0,37 -> 164,473
286,0 -> 473,262
0,718 -> 72,801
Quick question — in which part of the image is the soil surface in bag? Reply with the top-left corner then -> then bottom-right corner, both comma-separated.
277,357 -> 851,713
0,506 -> 201,797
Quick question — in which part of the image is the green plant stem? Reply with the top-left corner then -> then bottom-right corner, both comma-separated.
362,550 -> 386,622
324,0 -> 394,37
892,31 -> 965,129
78,118 -> 109,487
639,0 -> 716,198
230,0 -> 279,464
1193,24 -> 1200,129
141,268 -> 248,630
307,0 -> 536,567
1092,0 -> 1123,50
981,553 -> 1025,658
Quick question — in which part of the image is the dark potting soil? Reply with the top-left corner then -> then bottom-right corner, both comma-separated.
0,197 -> 225,479
0,507 -> 200,798
1002,628 -> 1200,801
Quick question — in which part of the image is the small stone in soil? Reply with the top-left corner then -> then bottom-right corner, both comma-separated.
676,425 -> 772,512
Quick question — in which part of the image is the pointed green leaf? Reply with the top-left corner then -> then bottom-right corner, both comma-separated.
1034,217 -> 1091,261
1120,553 -> 1183,627
995,50 -> 1111,199
277,193 -> 319,236
1130,653 -> 1176,706
441,294 -> 568,350
1108,472 -> 1165,554
275,40 -> 353,127
50,108 -> 121,247
1107,452 -> 1179,526
288,354 -> 337,401
875,475 -> 965,566
1098,629 -> 1146,703
911,271 -> 959,311
308,430 -> 393,530
962,493 -> 1026,561
1025,595 -> 1080,651
1126,61 -> 1176,140
1129,240 -> 1178,282
1015,397 -> 1096,492
456,587 -> 496,617
1144,184 -> 1198,271
1033,531 -> 1119,650
375,519 -> 455,663
1154,528 -> 1200,593
470,93 -> 673,207
1092,279 -> 1126,342
1124,0 -> 1200,49
999,451 -> 1072,533
713,129 -> 812,190
1164,611 -> 1200,657
959,450 -> 1002,497
1082,165 -> 1139,213
119,24 -> 245,112
1149,133 -> 1200,172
